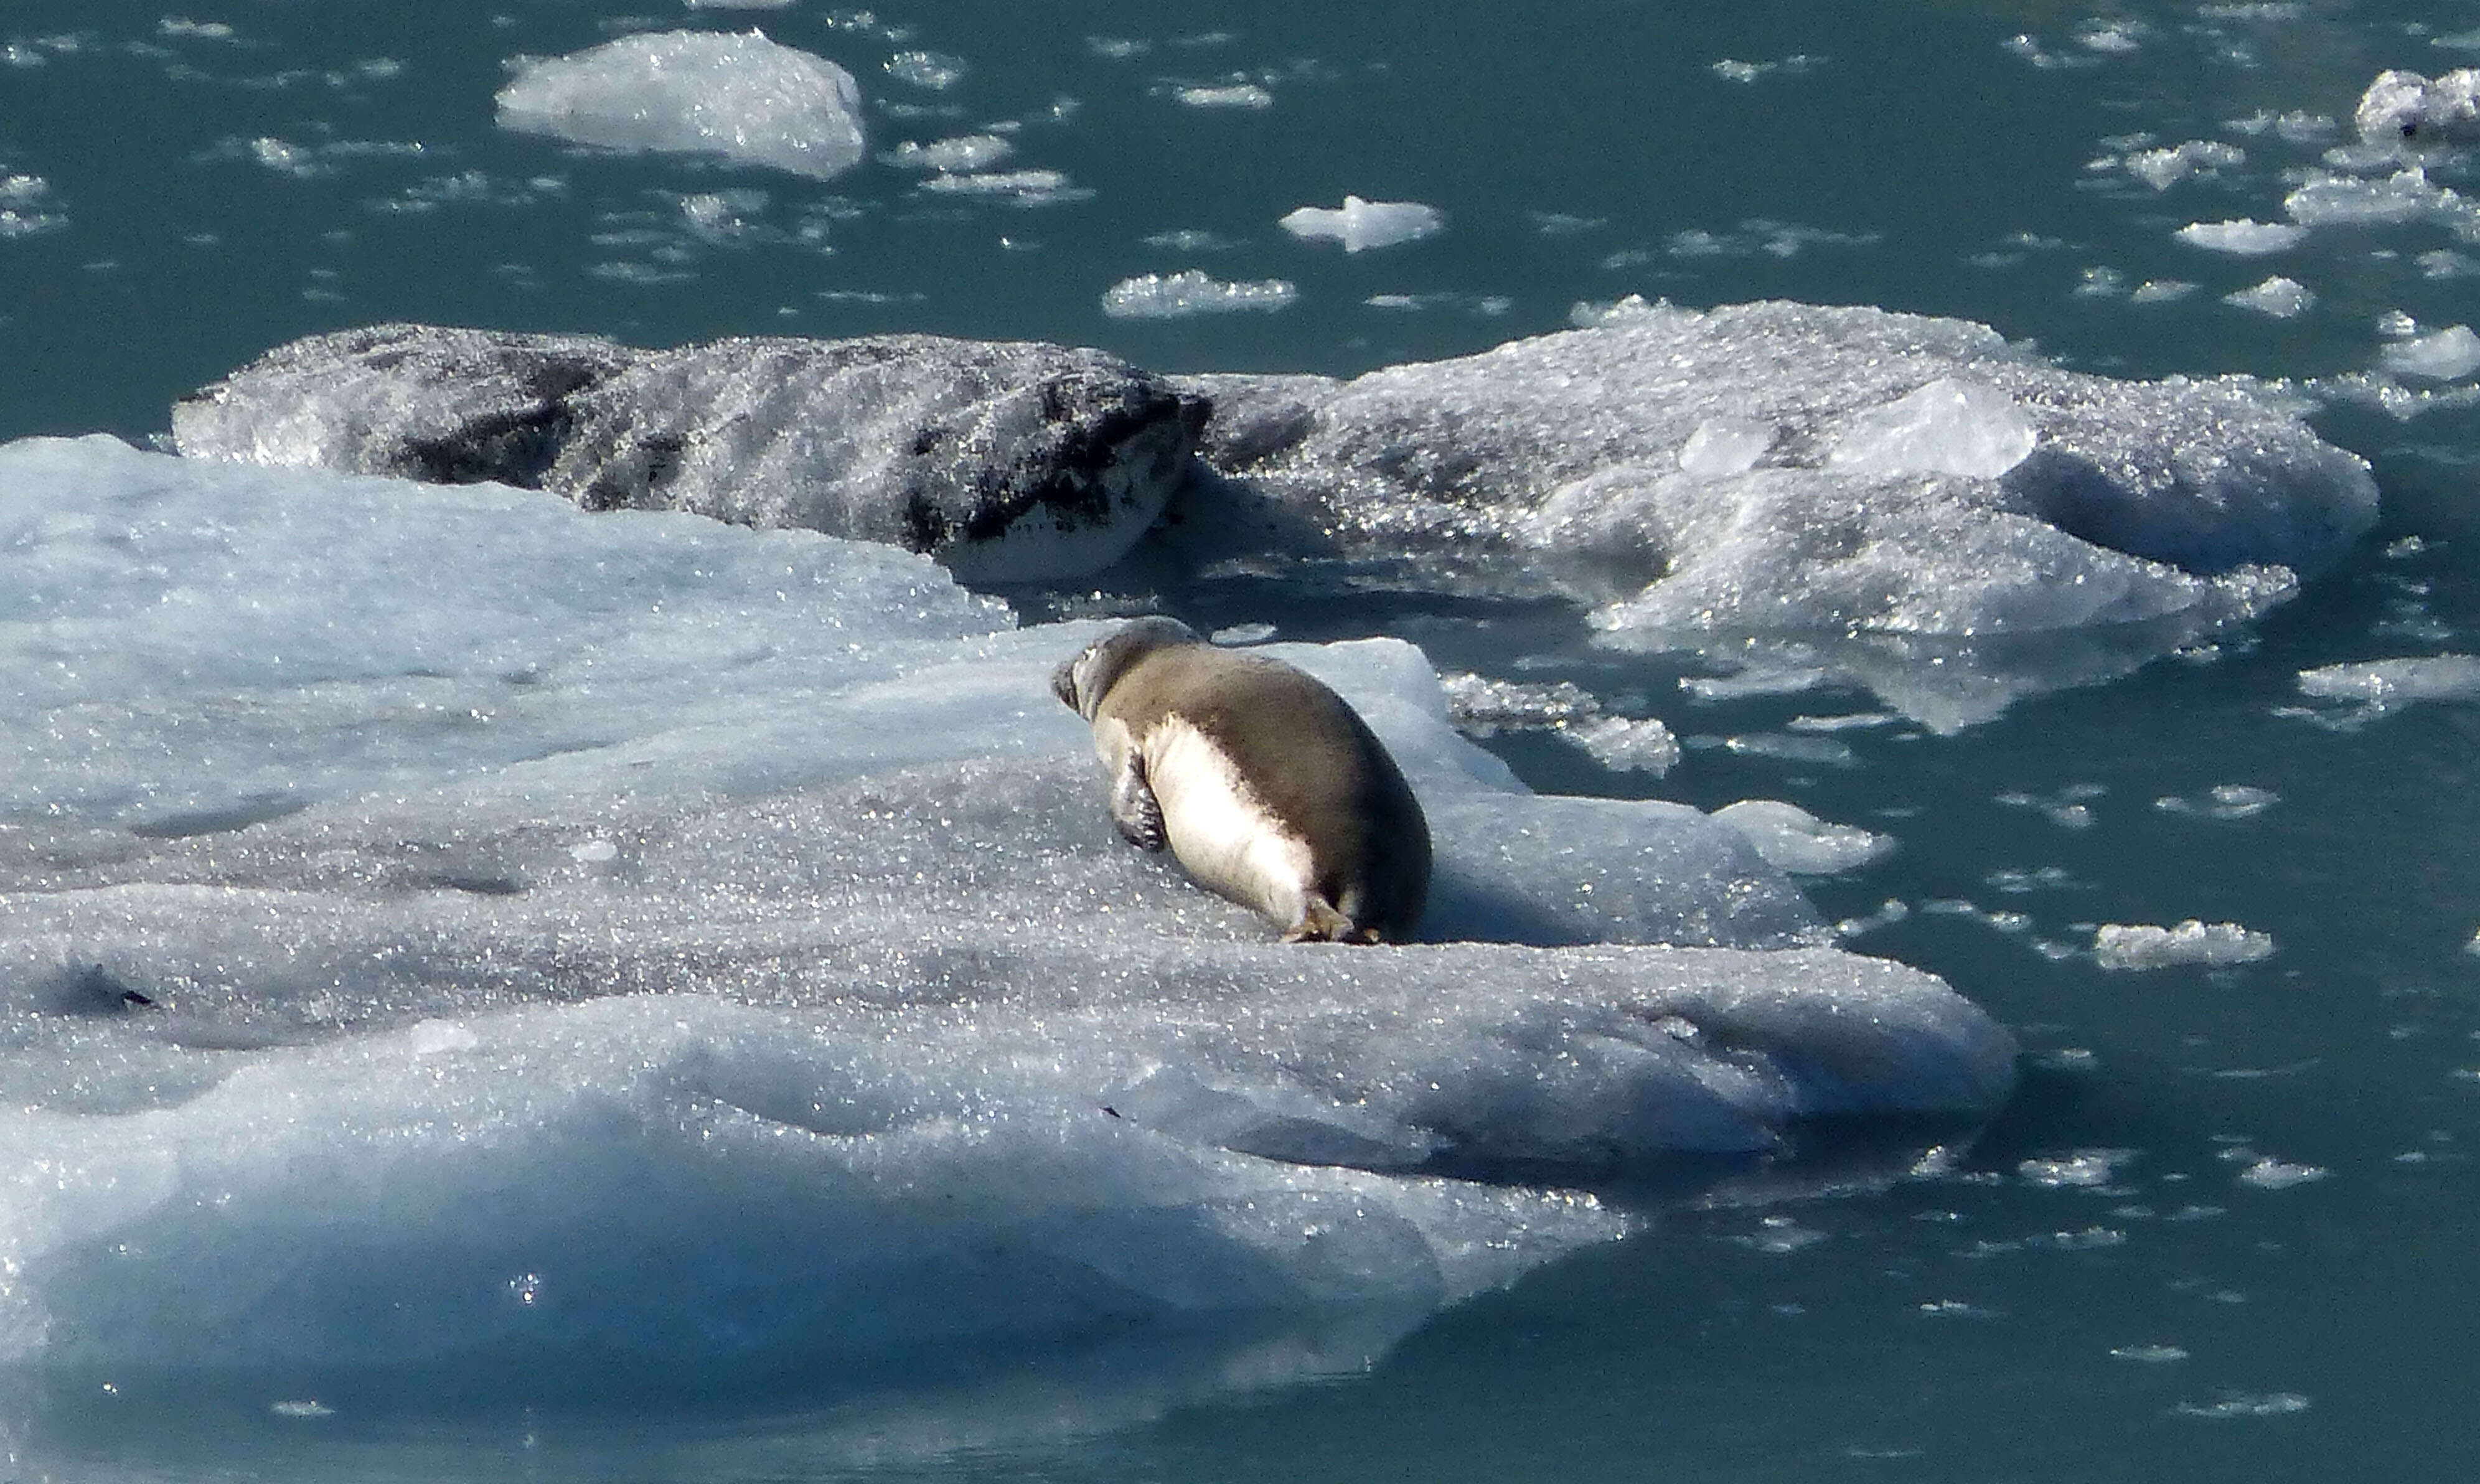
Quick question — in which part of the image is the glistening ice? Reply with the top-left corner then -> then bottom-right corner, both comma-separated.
0,436 -> 2016,1386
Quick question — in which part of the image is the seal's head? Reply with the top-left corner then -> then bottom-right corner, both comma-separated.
1051,616 -> 1203,720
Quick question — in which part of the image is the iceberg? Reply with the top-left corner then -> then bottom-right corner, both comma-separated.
171,324 -> 1208,584
0,436 -> 2015,1392
496,29 -> 867,181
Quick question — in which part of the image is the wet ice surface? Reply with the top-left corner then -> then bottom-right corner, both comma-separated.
0,439 -> 2013,1412
7,0 -> 2480,1479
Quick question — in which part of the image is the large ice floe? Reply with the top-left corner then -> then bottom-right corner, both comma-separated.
1171,298 -> 2377,728
172,324 -> 1208,584
496,29 -> 867,181
0,436 -> 2015,1405
171,299 -> 2377,730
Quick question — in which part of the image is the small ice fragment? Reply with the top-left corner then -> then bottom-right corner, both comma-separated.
2224,276 -> 2313,317
1209,622 -> 1276,645
570,838 -> 619,864
2236,1157 -> 2329,1190
2172,1392 -> 2311,1419
1175,83 -> 1273,109
269,1400 -> 334,1419
2017,1149 -> 2136,1188
2380,325 -> 2480,381
918,169 -> 1084,204
1567,715 -> 1679,776
2111,1344 -> 2190,1364
2123,139 -> 2245,190
2174,218 -> 2305,255
2093,921 -> 2275,970
1677,418 -> 1776,476
1101,270 -> 1297,318
886,50 -> 965,90
1828,378 -> 2037,480
1722,733 -> 1858,768
882,134 -> 1013,172
1712,800 -> 1892,874
2130,279 -> 2197,303
1278,195 -> 1445,253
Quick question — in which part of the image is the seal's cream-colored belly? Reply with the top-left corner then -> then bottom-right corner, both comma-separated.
1143,718 -> 1314,925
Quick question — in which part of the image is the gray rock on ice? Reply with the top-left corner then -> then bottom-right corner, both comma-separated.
174,324 -> 1209,584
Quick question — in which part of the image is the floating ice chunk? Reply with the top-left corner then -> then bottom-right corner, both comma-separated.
883,133 -> 1013,172
2284,166 -> 2468,226
2224,276 -> 2314,317
496,30 -> 866,181
1103,270 -> 1298,318
2174,218 -> 2305,254
1709,55 -> 1825,83
1678,417 -> 1777,476
2092,920 -> 2275,970
2129,280 -> 2197,304
917,168 -> 1089,205
2236,1157 -> 2329,1190
1712,801 -> 1893,875
2017,1149 -> 2138,1187
2076,19 -> 2147,53
1827,379 -> 2037,480
0,171 -> 66,238
1279,195 -> 1445,253
2296,654 -> 2480,708
2379,324 -> 2480,380
1440,674 -> 1600,730
2354,68 -> 2480,144
886,50 -> 965,90
2174,1392 -> 2311,1419
1567,715 -> 1680,775
687,0 -> 796,9
2111,1343 -> 2191,1363
1177,82 -> 1273,108
2154,784 -> 2277,819
2122,139 -> 2246,190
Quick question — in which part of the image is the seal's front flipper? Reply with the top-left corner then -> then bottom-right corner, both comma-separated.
1111,753 -> 1167,851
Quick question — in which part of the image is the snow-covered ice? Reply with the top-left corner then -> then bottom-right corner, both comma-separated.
0,435 -> 2018,1388
1278,197 -> 1445,253
496,31 -> 867,181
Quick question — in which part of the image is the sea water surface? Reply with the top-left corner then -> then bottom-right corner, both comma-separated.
5,1 -> 2480,1480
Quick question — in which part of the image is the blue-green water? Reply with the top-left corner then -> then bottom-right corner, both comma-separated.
7,1 -> 2480,1479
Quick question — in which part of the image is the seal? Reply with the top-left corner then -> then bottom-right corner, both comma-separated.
1052,618 -> 1431,943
